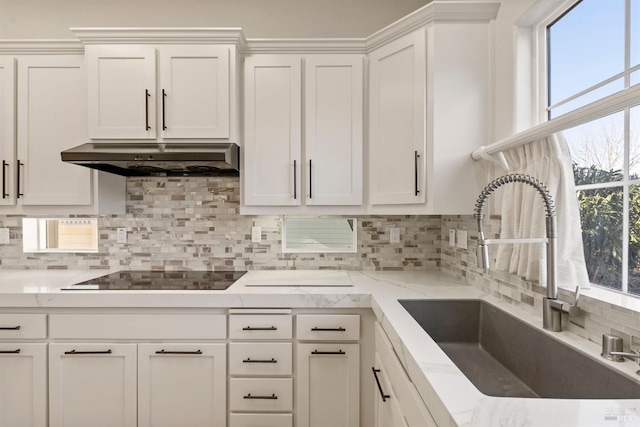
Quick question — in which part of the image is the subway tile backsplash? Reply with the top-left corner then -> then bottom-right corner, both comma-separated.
1,176 -> 639,347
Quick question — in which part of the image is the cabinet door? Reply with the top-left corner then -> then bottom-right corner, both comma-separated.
0,343 -> 46,427
369,29 -> 426,205
296,343 -> 359,427
373,354 -> 409,427
17,55 -> 92,205
159,46 -> 230,139
305,55 -> 363,205
0,57 -> 15,206
138,343 -> 226,427
244,56 -> 301,206
49,343 -> 137,427
86,45 -> 156,139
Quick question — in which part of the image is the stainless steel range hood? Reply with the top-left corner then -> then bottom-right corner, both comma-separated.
61,142 -> 240,177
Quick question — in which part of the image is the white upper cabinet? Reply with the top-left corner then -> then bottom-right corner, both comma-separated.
243,54 -> 364,208
86,45 -> 157,139
158,46 -> 230,139
244,56 -> 302,206
369,29 -> 426,206
17,55 -> 92,206
0,57 -> 15,207
305,55 -> 363,206
81,31 -> 235,141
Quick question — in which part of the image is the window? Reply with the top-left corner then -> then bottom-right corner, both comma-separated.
282,218 -> 357,253
546,0 -> 640,293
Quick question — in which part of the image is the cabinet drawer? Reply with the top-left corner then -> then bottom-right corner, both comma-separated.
296,314 -> 359,341
229,315 -> 292,340
229,378 -> 293,412
229,342 -> 292,376
49,314 -> 226,339
230,413 -> 293,427
0,314 -> 46,339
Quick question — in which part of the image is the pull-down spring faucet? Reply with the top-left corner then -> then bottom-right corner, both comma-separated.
474,173 -> 578,331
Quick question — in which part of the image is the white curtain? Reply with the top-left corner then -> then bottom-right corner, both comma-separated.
494,133 -> 590,290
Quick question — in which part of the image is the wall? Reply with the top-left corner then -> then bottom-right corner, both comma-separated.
0,177 -> 441,271
0,0 -> 431,39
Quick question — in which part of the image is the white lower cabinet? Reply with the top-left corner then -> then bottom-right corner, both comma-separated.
49,343 -> 137,427
230,413 -> 293,427
138,343 -> 227,427
374,322 -> 437,427
0,343 -> 47,427
296,343 -> 360,427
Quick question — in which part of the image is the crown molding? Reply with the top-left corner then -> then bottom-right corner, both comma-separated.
244,38 -> 367,54
0,40 -> 84,54
70,27 -> 247,47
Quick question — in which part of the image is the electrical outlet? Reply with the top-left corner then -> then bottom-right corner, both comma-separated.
251,226 -> 262,243
390,227 -> 400,244
0,228 -> 9,244
116,228 -> 127,244
449,229 -> 456,247
456,229 -> 468,250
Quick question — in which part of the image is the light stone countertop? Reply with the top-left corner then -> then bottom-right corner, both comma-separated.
0,268 -> 639,427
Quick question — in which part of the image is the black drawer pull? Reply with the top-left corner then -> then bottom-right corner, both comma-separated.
0,349 -> 20,354
311,327 -> 345,332
64,349 -> 112,355
372,368 -> 390,402
311,349 -> 345,355
243,393 -> 278,400
242,326 -> 277,331
155,349 -> 202,355
242,358 -> 277,364
2,160 -> 8,198
0,326 -> 20,330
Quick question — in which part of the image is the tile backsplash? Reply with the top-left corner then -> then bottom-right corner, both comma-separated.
2,176 -> 640,349
0,177 -> 440,271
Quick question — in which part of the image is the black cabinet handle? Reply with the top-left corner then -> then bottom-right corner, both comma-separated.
0,349 -> 20,354
155,349 -> 202,355
0,326 -> 20,330
243,393 -> 278,400
242,358 -> 277,363
145,89 -> 151,131
242,326 -> 277,331
414,150 -> 420,196
311,349 -> 345,355
372,368 -> 390,402
311,327 -> 345,332
162,89 -> 167,131
2,160 -> 8,198
309,159 -> 312,199
293,160 -> 297,200
16,161 -> 23,198
64,349 -> 112,355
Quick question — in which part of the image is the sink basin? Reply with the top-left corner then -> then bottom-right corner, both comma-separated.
399,299 -> 640,399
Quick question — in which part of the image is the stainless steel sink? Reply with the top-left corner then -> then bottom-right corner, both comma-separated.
399,299 -> 640,398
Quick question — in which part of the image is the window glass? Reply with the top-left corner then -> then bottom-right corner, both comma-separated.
632,0 -> 640,68
631,106 -> 640,179
282,218 -> 357,253
550,79 -> 624,118
577,187 -> 624,291
565,111 -> 625,181
548,0 -> 625,106
630,184 -> 640,295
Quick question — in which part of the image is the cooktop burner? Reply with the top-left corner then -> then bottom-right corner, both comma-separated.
61,270 -> 247,291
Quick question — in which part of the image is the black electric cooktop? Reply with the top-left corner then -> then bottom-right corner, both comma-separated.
61,270 -> 247,291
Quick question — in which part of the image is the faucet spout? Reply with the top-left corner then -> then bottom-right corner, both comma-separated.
474,173 -> 565,331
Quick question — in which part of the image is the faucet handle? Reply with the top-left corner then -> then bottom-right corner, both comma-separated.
574,285 -> 581,306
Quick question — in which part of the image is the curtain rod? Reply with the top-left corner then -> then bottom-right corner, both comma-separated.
471,84 -> 640,166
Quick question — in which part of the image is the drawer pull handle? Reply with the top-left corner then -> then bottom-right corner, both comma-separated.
311,327 -> 345,332
372,368 -> 390,402
243,393 -> 278,400
0,349 -> 20,354
242,358 -> 277,364
0,326 -> 20,330
242,326 -> 277,331
311,349 -> 345,355
156,349 -> 202,355
64,349 -> 112,355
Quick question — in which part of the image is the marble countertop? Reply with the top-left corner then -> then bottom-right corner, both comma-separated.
1,268 -> 639,426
